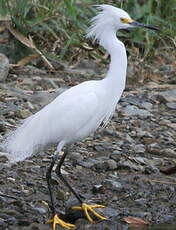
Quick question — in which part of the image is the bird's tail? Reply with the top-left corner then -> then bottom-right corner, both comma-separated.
2,114 -> 42,163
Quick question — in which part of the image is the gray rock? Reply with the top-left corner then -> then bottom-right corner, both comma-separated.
101,207 -> 120,219
166,102 -> 176,109
136,128 -> 153,138
162,215 -> 175,223
110,150 -> 122,161
69,152 -> 84,162
21,223 -> 51,230
133,211 -> 152,221
74,217 -> 126,230
0,53 -> 9,82
147,143 -> 162,155
126,134 -> 135,143
92,184 -> 103,193
104,179 -> 123,191
133,144 -> 145,153
140,102 -> 153,110
117,158 -> 145,171
135,198 -> 147,206
144,165 -> 159,174
104,159 -> 117,170
155,89 -> 176,103
122,105 -> 153,117
78,158 -> 100,169
94,160 -> 106,171
31,204 -> 48,214
160,148 -> 176,158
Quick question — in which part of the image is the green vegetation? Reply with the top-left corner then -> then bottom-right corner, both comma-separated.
0,0 -> 175,63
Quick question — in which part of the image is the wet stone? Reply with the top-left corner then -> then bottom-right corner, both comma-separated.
162,215 -> 175,223
166,102 -> 176,109
160,148 -> 176,158
144,165 -> 159,174
122,105 -> 153,117
155,89 -> 176,103
110,151 -> 122,161
104,179 -> 123,191
69,152 -> 84,162
133,211 -> 152,221
140,102 -> 153,110
92,184 -> 104,193
74,217 -> 126,230
78,158 -> 100,169
104,159 -> 117,170
94,160 -> 106,171
22,223 -> 51,230
133,144 -> 145,154
31,205 -> 48,215
135,198 -> 147,206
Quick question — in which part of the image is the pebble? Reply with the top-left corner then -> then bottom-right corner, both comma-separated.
104,179 -> 123,191
104,159 -> 117,170
92,184 -> 103,193
140,102 -> 153,110
21,223 -> 51,230
122,105 -> 153,117
160,148 -> 176,158
31,204 -> 48,214
166,102 -> 176,109
94,160 -> 106,171
155,89 -> 176,103
133,144 -> 146,153
135,198 -> 147,206
69,152 -> 84,162
110,150 -> 122,161
78,158 -> 100,169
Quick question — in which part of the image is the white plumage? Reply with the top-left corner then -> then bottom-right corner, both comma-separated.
3,5 -> 157,164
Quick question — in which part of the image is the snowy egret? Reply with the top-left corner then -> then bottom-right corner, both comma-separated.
3,4 -> 158,230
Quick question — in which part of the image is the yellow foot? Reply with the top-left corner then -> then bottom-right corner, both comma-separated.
46,214 -> 76,230
72,203 -> 107,223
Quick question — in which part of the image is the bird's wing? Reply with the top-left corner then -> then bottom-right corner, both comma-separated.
42,89 -> 100,141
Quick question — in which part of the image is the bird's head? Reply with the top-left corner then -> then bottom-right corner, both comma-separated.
87,5 -> 158,42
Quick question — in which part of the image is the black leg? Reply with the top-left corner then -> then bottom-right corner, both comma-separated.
46,156 -> 57,215
55,147 -> 83,204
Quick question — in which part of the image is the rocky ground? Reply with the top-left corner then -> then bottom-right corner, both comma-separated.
0,52 -> 176,230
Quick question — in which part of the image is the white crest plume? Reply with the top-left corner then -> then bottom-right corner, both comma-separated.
86,5 -> 130,42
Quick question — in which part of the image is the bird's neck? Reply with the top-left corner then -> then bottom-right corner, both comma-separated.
100,30 -> 127,92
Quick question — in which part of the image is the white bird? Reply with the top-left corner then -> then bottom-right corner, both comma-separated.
3,5 -> 158,230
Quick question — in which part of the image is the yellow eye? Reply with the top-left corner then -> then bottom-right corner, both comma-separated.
120,18 -> 133,24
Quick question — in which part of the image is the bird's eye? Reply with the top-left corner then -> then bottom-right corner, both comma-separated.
120,18 -> 133,24
120,18 -> 129,23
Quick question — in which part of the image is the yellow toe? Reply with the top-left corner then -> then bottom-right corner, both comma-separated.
46,214 -> 76,230
72,203 -> 107,223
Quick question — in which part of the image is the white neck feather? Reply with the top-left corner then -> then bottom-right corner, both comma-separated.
87,7 -> 127,93
101,30 -> 127,93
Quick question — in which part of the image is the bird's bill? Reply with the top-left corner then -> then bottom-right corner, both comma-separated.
129,20 -> 159,31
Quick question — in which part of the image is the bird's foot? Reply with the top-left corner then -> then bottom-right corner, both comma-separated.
46,214 -> 76,230
72,203 -> 107,222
